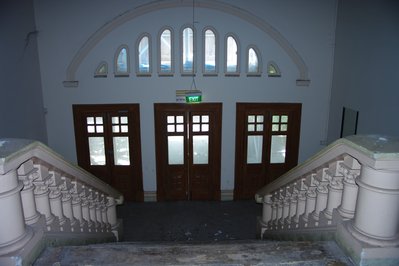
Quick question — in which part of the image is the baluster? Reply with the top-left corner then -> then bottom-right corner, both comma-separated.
300,173 -> 317,228
71,181 -> 88,232
80,186 -> 93,232
60,176 -> 79,232
17,160 -> 41,225
0,169 -> 33,256
309,167 -> 329,226
337,155 -> 360,219
292,178 -> 306,228
48,170 -> 69,232
286,183 -> 298,229
320,160 -> 344,226
107,196 -> 121,240
89,190 -> 100,232
270,193 -> 278,230
33,163 -> 59,232
279,187 -> 291,229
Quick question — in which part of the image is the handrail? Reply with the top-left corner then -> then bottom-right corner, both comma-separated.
0,139 -> 123,204
0,138 -> 124,265
255,135 -> 399,202
255,135 -> 399,265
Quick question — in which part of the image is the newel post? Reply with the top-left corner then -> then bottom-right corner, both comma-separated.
0,169 -> 33,255
350,166 -> 399,246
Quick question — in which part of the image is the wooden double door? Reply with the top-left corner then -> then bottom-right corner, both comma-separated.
73,104 -> 144,201
234,103 -> 302,199
154,103 -> 222,201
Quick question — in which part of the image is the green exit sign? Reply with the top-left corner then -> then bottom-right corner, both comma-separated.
186,95 -> 202,103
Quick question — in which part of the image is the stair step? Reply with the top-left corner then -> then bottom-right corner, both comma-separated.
33,240 -> 353,265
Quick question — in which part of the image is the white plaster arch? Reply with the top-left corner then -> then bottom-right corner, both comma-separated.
63,0 -> 310,87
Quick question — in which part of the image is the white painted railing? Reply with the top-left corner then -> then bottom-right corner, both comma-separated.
255,135 -> 399,265
0,139 -> 123,265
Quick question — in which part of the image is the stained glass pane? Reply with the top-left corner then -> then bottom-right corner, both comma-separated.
168,136 -> 184,165
248,48 -> 259,73
204,29 -> 216,72
117,48 -> 128,73
160,29 -> 172,72
89,137 -> 106,165
247,135 -> 263,164
270,135 -> 287,163
226,36 -> 238,72
193,135 -> 208,164
113,137 -> 130,166
138,36 -> 150,73
182,27 -> 194,72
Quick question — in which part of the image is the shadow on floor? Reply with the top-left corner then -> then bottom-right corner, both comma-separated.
116,200 -> 262,242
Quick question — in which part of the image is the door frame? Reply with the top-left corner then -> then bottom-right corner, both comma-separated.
234,102 -> 301,200
154,103 -> 222,201
72,103 -> 144,201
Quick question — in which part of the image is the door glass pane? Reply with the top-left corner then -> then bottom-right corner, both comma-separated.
193,135 -> 208,164
248,115 -> 255,123
88,126 -> 95,133
204,29 -> 216,72
96,125 -> 104,133
182,27 -> 194,72
270,135 -> 287,164
88,137 -> 106,166
168,136 -> 184,165
176,116 -> 184,123
87,117 -> 94,124
201,115 -> 209,123
121,125 -> 128,133
113,137 -> 130,166
192,115 -> 200,123
281,115 -> 288,123
160,29 -> 172,72
167,116 -> 174,123
247,135 -> 263,164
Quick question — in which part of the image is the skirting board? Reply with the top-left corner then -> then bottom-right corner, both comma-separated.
143,190 -> 234,202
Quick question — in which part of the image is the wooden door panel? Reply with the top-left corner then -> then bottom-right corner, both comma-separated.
73,104 -> 144,202
154,103 -> 221,201
234,103 -> 301,200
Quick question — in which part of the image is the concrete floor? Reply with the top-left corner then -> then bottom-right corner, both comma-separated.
116,200 -> 262,242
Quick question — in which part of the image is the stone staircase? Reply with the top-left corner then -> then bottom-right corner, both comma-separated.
33,240 -> 353,265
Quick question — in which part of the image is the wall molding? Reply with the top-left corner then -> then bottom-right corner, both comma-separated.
63,0 -> 310,87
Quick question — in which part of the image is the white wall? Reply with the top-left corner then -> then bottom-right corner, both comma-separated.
328,0 -> 399,143
34,0 -> 338,192
0,0 -> 47,142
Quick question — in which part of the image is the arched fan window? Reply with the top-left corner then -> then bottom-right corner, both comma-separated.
136,34 -> 151,75
181,25 -> 195,75
203,27 -> 218,75
158,27 -> 174,75
225,34 -> 239,75
247,46 -> 262,76
114,45 -> 129,76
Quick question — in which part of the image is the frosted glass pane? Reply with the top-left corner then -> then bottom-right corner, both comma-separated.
113,126 -> 120,133
193,135 -> 208,164
113,137 -> 130,166
160,29 -> 172,72
176,116 -> 184,123
96,117 -> 103,124
248,48 -> 259,73
121,125 -> 128,133
89,137 -> 106,165
272,124 -> 279,132
256,115 -> 264,123
247,135 -> 263,164
201,124 -> 209,132
280,124 -> 288,131
87,117 -> 94,124
112,117 -> 119,124
96,125 -> 104,133
182,27 -> 194,72
248,124 -> 255,132
168,136 -> 184,165
176,124 -> 184,132
256,124 -> 263,131
281,115 -> 288,123
272,115 -> 280,123
167,125 -> 175,132
248,115 -> 255,123
121,116 -> 128,124
226,36 -> 238,72
87,126 -> 95,133
204,29 -> 216,72
138,36 -> 150,73
202,115 -> 209,123
192,115 -> 200,123
167,116 -> 174,123
270,135 -> 287,164
193,124 -> 200,132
